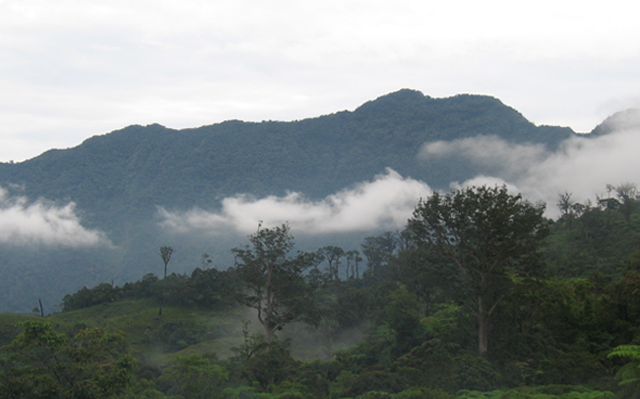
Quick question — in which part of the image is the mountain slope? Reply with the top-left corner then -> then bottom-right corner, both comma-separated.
0,89 -> 579,313
0,89 -> 575,227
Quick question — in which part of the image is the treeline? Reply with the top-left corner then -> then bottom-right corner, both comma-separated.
59,243 -> 367,313
61,268 -> 241,312
547,184 -> 640,277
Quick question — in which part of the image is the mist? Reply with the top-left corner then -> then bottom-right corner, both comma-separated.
159,168 -> 432,235
420,117 -> 640,217
0,187 -> 110,247
159,121 -> 640,237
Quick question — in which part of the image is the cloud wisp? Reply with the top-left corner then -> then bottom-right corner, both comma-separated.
420,135 -> 549,181
419,121 -> 640,217
160,119 -> 640,235
0,188 -> 110,247
159,169 -> 432,235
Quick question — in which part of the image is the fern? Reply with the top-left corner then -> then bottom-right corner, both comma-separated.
608,345 -> 640,389
608,345 -> 640,360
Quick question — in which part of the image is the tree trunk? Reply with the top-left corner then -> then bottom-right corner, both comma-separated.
478,296 -> 489,356
265,325 -> 273,343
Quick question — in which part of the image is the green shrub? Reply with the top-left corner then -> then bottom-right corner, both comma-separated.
396,387 -> 454,399
356,391 -> 394,399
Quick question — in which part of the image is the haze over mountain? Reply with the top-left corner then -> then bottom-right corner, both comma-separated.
0,89 -> 636,314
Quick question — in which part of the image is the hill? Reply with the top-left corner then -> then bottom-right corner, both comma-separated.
0,89 -> 580,313
0,89 -> 576,226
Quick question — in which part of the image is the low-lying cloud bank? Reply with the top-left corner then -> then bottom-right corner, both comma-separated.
420,117 -> 640,217
159,169 -> 432,235
0,188 -> 110,247
161,112 -> 640,234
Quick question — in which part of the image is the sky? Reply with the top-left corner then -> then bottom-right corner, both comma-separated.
1,0 -> 640,163
1,0 -> 640,246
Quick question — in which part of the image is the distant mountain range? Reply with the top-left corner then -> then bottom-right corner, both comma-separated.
0,89 -> 621,313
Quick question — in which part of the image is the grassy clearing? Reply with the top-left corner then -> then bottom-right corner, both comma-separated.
0,300 -> 248,367
0,299 -> 365,366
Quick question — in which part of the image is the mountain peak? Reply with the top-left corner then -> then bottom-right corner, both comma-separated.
590,108 -> 640,136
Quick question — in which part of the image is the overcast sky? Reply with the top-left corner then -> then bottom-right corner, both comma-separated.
1,0 -> 639,163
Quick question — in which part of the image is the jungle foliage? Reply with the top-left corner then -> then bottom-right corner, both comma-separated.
3,185 -> 640,398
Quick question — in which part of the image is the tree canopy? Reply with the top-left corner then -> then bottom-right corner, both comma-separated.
408,185 -> 549,355
232,224 -> 319,343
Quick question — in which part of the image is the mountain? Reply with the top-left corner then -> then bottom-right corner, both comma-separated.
0,90 -> 576,226
590,108 -> 640,136
0,89 -> 580,313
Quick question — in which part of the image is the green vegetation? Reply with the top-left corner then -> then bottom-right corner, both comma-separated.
408,186 -> 549,355
233,224 -> 320,343
0,89 -> 579,314
3,184 -> 640,398
2,320 -> 135,398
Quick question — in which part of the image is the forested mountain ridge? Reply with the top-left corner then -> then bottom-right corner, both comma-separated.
0,89 -> 576,228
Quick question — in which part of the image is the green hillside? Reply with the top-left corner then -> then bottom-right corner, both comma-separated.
0,89 -> 580,313
0,89 -> 575,228
4,188 -> 640,398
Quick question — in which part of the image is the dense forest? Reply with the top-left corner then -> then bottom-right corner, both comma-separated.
2,184 -> 640,399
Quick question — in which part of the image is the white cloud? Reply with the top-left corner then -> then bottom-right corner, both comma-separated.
419,126 -> 640,218
517,129 -> 640,211
450,176 -> 520,194
0,188 -> 110,247
420,136 -> 549,180
159,168 -> 432,235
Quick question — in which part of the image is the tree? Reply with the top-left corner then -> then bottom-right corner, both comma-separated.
157,354 -> 228,399
345,250 -> 363,279
317,246 -> 345,280
160,246 -> 175,279
158,246 -> 175,316
408,185 -> 549,355
201,253 -> 213,269
232,224 -> 319,343
361,232 -> 397,276
557,192 -> 577,268
614,183 -> 639,225
1,320 -> 136,399
557,192 -> 575,219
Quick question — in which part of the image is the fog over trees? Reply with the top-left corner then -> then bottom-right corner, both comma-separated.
2,182 -> 640,398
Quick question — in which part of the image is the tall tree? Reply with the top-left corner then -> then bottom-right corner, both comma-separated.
160,246 -> 175,279
345,250 -> 363,279
361,232 -> 396,276
158,246 -> 175,315
614,182 -> 639,225
557,192 -> 577,267
408,185 -> 549,355
317,246 -> 345,280
232,224 -> 318,343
